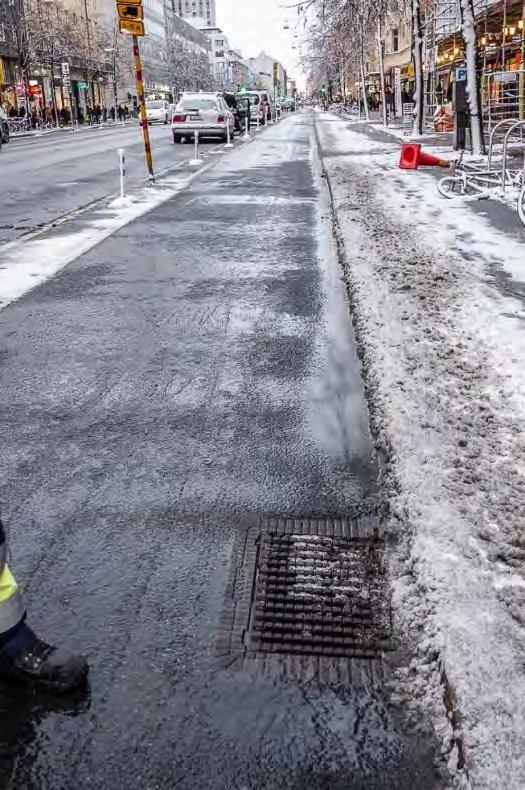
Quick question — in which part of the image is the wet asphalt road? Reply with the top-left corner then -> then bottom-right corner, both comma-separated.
0,122 -> 224,245
0,113 -> 441,788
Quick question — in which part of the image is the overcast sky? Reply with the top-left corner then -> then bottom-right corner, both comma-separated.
217,0 -> 304,84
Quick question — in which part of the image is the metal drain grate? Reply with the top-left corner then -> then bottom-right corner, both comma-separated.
248,533 -> 388,659
217,514 -> 390,664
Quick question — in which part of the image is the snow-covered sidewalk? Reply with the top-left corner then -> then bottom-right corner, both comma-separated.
316,112 -> 525,788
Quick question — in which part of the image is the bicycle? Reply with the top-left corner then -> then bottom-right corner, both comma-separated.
437,124 -> 525,227
7,117 -> 31,134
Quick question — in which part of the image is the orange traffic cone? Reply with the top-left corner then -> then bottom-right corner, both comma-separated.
399,142 -> 450,170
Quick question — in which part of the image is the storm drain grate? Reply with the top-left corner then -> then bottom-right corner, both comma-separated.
249,533 -> 388,659
217,514 -> 391,663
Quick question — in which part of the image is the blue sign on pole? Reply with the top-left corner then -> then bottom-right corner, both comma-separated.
456,67 -> 467,82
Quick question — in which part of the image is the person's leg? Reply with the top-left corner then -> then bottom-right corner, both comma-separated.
0,564 -> 25,635
0,518 -> 88,693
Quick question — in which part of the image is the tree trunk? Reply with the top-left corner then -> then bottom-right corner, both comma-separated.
50,58 -> 60,127
360,44 -> 369,121
460,0 -> 484,155
377,19 -> 388,127
412,0 -> 424,136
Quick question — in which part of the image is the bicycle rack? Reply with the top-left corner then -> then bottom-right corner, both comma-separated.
487,118 -> 522,171
501,120 -> 525,192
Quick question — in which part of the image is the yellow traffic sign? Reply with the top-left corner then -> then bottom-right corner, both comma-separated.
118,3 -> 143,20
119,18 -> 145,35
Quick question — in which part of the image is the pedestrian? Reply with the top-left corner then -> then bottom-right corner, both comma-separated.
110,105 -> 115,122
0,514 -> 87,691
102,105 -> 107,123
117,104 -> 124,122
86,105 -> 93,125
77,106 -> 84,125
94,104 -> 101,124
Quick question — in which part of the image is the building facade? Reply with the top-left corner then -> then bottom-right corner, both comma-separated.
247,51 -> 286,95
199,26 -> 229,84
164,11 -> 211,94
174,0 -> 215,29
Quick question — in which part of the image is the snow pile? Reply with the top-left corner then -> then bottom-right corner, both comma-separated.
316,113 -> 525,788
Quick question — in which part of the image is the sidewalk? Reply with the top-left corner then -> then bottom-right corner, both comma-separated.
9,119 -> 137,141
317,111 -> 525,789
343,118 -> 525,269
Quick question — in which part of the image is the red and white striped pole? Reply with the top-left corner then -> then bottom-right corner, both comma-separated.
132,35 -> 154,183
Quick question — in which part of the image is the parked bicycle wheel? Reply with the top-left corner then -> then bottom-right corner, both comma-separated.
518,183 -> 525,227
437,176 -> 466,199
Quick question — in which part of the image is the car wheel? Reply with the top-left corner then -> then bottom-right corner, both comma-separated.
3,125 -> 9,143
173,134 -> 181,144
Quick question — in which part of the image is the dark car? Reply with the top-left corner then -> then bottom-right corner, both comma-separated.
0,108 -> 9,145
223,93 -> 246,133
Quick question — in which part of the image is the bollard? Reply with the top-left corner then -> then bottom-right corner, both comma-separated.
118,148 -> 126,198
189,129 -> 204,166
243,115 -> 251,140
225,121 -> 234,148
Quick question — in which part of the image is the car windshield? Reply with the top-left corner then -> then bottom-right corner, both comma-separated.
146,101 -> 164,109
179,98 -> 218,110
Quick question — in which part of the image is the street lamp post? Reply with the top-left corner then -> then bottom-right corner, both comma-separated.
104,47 -> 119,123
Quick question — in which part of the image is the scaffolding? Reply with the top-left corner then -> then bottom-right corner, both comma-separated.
423,0 -> 525,134
423,0 -> 461,129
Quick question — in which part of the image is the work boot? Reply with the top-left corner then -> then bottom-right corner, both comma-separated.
0,622 -> 88,693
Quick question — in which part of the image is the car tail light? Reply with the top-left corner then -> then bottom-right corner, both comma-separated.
172,114 -> 186,123
217,114 -> 225,123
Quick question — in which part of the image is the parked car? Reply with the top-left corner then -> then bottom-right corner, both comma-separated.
222,92 -> 247,133
234,95 -> 251,130
243,91 -> 266,125
0,108 -> 9,145
145,100 -> 170,124
171,93 -> 235,143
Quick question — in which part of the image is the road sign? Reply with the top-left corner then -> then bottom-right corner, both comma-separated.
273,61 -> 279,85
118,3 -> 143,20
456,67 -> 467,82
119,18 -> 145,35
61,62 -> 70,76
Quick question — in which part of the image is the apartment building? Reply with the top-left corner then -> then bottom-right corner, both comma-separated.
174,0 -> 216,28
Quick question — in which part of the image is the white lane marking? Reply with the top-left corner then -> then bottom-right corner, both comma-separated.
0,164 -> 213,310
